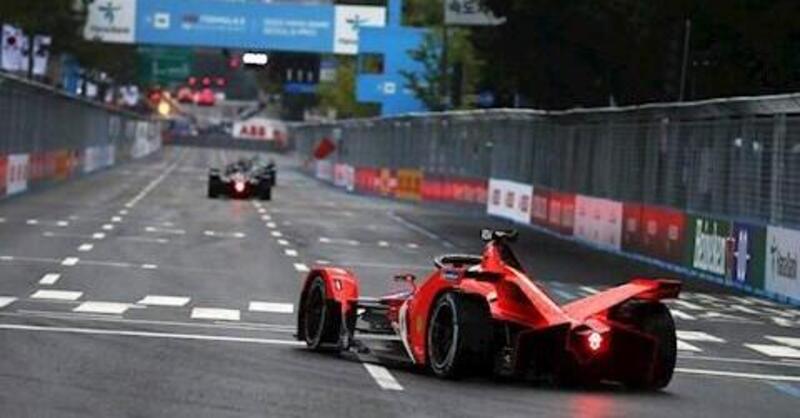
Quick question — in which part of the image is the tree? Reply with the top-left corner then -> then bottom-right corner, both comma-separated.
317,57 -> 377,119
400,31 -> 445,111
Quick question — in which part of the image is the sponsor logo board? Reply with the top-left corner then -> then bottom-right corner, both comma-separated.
574,195 -> 623,250
6,154 -> 29,195
486,178 -> 533,224
765,226 -> 800,299
686,215 -> 731,276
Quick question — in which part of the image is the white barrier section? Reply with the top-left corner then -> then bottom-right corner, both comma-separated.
487,178 -> 533,224
574,195 -> 623,250
765,226 -> 800,300
6,153 -> 29,195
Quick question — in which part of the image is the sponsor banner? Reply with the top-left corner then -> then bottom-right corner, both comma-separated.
84,145 -> 116,174
622,203 -> 687,264
0,155 -> 6,196
84,0 -> 137,43
333,163 -> 355,191
53,150 -> 75,180
333,5 -> 386,55
315,159 -> 333,182
685,215 -> 732,277
486,178 -> 532,224
377,168 -> 396,196
731,222 -> 766,290
765,226 -> 800,299
6,154 -> 30,195
28,152 -> 56,182
574,195 -> 623,250
395,169 -> 423,201
532,188 -> 575,236
355,167 -> 380,194
233,118 -> 287,141
421,175 -> 487,205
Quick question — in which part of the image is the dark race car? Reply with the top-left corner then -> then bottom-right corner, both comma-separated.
208,157 -> 276,200
297,229 -> 681,389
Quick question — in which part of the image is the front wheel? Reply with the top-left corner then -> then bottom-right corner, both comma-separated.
302,277 -> 341,351
427,293 -> 493,378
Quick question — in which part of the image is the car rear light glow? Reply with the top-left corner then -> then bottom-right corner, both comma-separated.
234,182 -> 246,193
587,331 -> 603,351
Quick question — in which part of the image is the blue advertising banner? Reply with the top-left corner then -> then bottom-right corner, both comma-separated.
135,0 -> 334,52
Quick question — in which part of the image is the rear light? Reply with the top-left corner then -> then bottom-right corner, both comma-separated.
587,331 -> 603,351
234,181 -> 246,193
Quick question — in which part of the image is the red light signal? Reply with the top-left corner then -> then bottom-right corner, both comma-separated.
215,77 -> 226,87
202,77 -> 211,87
188,76 -> 197,86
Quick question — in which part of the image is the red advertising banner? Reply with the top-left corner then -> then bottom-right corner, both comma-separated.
0,155 -> 6,196
53,150 -> 73,180
531,187 -> 575,236
422,175 -> 487,205
395,169 -> 423,201
623,202 -> 687,264
355,167 -> 380,194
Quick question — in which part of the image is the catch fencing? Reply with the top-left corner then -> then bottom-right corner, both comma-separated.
0,73 -> 162,198
291,95 -> 800,306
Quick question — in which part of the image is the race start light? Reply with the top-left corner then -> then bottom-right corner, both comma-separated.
242,52 -> 269,66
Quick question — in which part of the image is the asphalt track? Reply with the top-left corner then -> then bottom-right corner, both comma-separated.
0,146 -> 798,417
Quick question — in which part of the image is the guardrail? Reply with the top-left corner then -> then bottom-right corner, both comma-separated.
291,94 -> 800,306
0,73 -> 162,198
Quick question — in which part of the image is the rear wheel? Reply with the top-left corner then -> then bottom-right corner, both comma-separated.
615,302 -> 676,390
302,277 -> 341,351
260,186 -> 272,201
207,177 -> 219,198
427,293 -> 493,378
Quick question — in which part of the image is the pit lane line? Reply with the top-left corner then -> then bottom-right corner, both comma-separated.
123,159 -> 182,209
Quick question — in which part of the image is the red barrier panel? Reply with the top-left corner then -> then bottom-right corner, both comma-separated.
623,202 -> 687,264
531,187 -> 575,236
422,175 -> 487,205
355,167 -> 380,194
0,155 -> 6,196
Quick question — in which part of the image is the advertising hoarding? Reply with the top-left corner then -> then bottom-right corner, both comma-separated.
333,163 -> 355,192
685,215 -> 732,276
395,169 -> 423,201
84,0 -> 137,43
765,226 -> 800,299
333,6 -> 386,55
731,222 -> 766,290
574,195 -> 623,250
486,179 -> 532,224
6,154 -> 29,195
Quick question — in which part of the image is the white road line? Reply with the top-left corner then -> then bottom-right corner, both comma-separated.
731,305 -> 761,315
124,161 -> 179,208
294,263 -> 310,273
0,255 -> 14,261
261,215 -> 272,221
745,344 -> 800,359
249,302 -> 294,314
137,295 -> 191,307
387,211 -> 456,248
0,217 -> 5,223
141,264 -> 158,270
284,249 -> 299,257
671,309 -> 697,321
378,241 -> 389,248
277,239 -> 290,246
92,232 -> 106,240
727,295 -> 757,305
266,222 -> 277,229
56,220 -> 69,227
77,243 -> 94,252
676,331 -> 725,343
102,224 -> 114,231
38,273 -> 61,285
767,336 -> 800,348
0,297 -> 17,308
118,210 -> 129,215
258,208 -> 267,214
406,243 -> 419,249
145,226 -> 185,235
118,236 -> 169,244
0,323 -> 302,346
26,219 -> 39,225
30,290 -> 83,301
677,340 -> 703,352
363,363 -> 404,390
673,299 -> 704,310
676,367 -> 800,382
191,308 -> 240,321
316,260 -> 331,265
74,302 -> 130,315
61,257 -> 80,266
319,237 -> 331,243
271,231 -> 283,237
111,216 -> 123,223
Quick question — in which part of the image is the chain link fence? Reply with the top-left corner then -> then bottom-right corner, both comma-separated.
292,96 -> 800,230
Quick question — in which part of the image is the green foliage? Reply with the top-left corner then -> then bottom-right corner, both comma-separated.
317,57 -> 377,119
400,31 -> 444,111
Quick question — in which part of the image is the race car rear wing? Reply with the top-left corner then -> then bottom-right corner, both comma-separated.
562,278 -> 682,322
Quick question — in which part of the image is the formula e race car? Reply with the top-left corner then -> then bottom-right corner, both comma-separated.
208,157 -> 276,200
297,229 -> 682,389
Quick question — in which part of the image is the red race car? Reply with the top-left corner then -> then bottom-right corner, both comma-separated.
297,229 -> 681,389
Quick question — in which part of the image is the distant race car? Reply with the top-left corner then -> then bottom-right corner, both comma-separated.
208,157 -> 276,200
298,229 -> 681,390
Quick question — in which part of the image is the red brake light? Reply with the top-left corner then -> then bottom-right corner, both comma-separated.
234,182 -> 245,193
587,331 -> 603,351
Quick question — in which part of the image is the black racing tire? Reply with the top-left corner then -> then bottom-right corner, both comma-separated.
302,276 -> 341,351
616,302 -> 677,390
427,292 -> 493,379
207,178 -> 219,198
